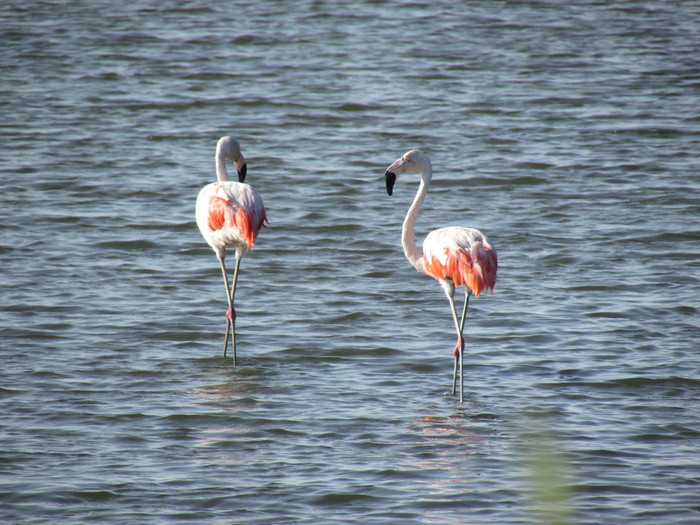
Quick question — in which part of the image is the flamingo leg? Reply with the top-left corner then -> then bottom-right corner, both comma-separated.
218,257 -> 234,359
459,290 -> 472,333
445,286 -> 465,403
454,290 -> 472,403
228,252 -> 242,367
452,347 -> 459,397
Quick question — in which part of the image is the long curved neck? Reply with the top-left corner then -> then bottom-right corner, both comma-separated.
402,167 -> 432,273
215,148 -> 228,181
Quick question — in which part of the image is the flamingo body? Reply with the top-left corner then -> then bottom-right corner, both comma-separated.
196,136 -> 267,364
196,181 -> 266,254
384,149 -> 497,402
423,226 -> 497,297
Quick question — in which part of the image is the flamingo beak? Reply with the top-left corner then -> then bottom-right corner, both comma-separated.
238,162 -> 247,183
234,154 -> 247,183
385,170 -> 396,196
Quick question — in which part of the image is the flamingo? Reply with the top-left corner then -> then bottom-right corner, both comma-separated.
196,136 -> 267,365
384,150 -> 497,402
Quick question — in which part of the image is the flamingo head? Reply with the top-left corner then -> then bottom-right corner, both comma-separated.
217,136 -> 248,183
384,149 -> 431,196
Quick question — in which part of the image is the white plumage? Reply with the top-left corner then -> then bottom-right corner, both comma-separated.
385,150 -> 497,402
195,136 -> 267,364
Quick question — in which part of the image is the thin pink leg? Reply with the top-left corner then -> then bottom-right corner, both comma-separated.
226,307 -> 236,322
219,252 -> 241,366
451,334 -> 465,401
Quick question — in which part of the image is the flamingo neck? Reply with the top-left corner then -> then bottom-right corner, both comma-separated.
402,167 -> 432,274
215,149 -> 228,182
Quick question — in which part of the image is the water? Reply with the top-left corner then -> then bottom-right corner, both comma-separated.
2,1 -> 699,523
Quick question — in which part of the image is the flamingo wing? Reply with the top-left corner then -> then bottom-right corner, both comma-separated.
196,182 -> 267,251
423,226 -> 497,296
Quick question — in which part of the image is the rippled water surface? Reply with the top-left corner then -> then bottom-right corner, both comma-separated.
2,1 -> 699,523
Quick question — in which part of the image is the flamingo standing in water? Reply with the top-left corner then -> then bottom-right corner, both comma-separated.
384,150 -> 497,402
196,136 -> 267,364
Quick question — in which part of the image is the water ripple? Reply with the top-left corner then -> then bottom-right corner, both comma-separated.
2,0 -> 699,524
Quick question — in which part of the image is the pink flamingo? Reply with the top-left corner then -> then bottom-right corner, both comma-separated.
384,150 -> 497,402
196,136 -> 267,364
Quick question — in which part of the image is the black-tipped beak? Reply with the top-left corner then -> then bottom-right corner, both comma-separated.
385,170 -> 396,196
238,163 -> 247,183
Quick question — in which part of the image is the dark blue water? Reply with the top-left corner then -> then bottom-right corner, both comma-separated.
2,1 -> 699,523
